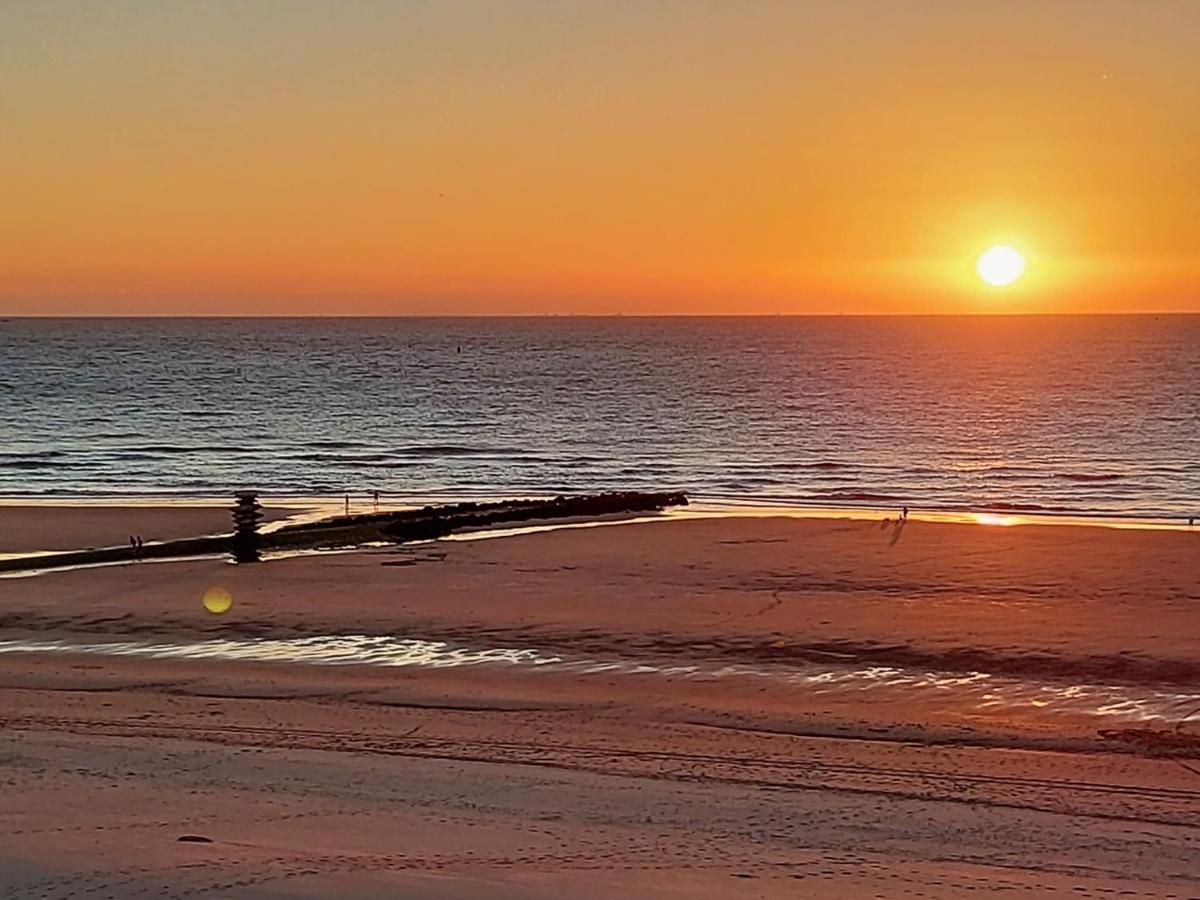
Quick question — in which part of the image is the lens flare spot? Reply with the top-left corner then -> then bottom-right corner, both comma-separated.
202,586 -> 233,614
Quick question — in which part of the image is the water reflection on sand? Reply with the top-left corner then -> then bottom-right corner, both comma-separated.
1,633 -> 1195,725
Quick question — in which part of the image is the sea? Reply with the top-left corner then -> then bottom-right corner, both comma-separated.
1,316 -> 1197,517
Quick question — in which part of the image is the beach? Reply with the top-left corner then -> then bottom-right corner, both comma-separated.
0,503 -> 298,555
3,507 -> 1200,897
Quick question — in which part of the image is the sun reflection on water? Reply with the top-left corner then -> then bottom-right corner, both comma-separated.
971,512 -> 1018,527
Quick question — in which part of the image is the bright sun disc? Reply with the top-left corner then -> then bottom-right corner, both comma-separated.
976,245 -> 1026,287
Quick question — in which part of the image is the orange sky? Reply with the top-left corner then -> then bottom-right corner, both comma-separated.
2,1 -> 1198,315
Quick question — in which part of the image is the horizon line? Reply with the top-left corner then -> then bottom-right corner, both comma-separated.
2,311 -> 1198,320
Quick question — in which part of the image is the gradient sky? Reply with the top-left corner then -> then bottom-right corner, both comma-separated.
2,1 -> 1198,315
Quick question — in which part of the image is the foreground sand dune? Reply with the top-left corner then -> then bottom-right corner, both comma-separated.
2,511 -> 1199,897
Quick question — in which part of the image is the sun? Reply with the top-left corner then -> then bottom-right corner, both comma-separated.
976,245 -> 1026,287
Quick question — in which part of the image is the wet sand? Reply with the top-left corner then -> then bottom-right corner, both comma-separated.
2,514 -> 1200,897
0,503 -> 299,554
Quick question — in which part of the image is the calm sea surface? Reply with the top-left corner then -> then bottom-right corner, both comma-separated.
1,317 -> 1196,516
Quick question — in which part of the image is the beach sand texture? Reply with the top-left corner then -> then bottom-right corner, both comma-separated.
0,503 -> 297,554
2,507 -> 1200,897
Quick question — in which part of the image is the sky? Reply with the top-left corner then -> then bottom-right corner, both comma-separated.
2,1 -> 1198,315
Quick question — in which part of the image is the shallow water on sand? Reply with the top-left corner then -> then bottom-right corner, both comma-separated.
3,633 -> 1196,726
2,316 -> 1198,516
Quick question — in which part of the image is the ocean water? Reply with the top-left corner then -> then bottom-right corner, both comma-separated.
1,316 -> 1196,516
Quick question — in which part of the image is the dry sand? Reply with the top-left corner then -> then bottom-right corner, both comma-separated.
2,511 -> 1200,897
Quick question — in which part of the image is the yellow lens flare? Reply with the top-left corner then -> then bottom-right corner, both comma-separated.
202,586 -> 233,615
976,245 -> 1026,287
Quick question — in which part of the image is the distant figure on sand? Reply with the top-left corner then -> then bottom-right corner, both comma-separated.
373,490 -> 380,512
901,506 -> 909,521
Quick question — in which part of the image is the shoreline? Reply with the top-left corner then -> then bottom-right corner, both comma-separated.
2,497 -> 1195,575
0,492 -> 1195,534
0,503 -> 306,556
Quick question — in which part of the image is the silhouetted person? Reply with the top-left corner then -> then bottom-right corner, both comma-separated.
901,506 -> 909,521
373,490 -> 380,512
129,535 -> 137,559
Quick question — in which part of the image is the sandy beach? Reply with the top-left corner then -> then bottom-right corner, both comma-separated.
0,503 -> 299,555
3,508 -> 1200,897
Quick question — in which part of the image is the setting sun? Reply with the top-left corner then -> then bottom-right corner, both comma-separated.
976,245 -> 1027,287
